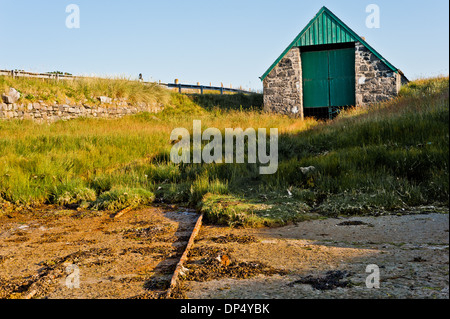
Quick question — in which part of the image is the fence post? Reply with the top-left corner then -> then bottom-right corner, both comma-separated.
200,86 -> 204,95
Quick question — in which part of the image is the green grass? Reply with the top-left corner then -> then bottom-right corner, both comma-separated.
189,93 -> 263,111
0,76 -> 448,228
91,186 -> 155,211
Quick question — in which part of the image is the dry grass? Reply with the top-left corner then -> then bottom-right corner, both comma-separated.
0,75 -> 171,106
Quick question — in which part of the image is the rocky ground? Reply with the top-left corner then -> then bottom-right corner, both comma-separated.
0,206 -> 198,299
0,206 -> 448,299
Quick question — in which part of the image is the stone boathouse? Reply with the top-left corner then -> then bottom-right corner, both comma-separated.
260,6 -> 408,119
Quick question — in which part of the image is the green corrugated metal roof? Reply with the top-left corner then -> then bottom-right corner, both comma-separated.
260,6 -> 399,81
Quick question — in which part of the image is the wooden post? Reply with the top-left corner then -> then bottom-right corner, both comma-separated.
200,86 -> 204,95
174,79 -> 181,93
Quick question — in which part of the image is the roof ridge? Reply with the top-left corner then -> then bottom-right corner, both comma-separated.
260,6 -> 398,81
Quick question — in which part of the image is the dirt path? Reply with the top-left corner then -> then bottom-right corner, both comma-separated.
184,213 -> 449,299
0,206 -> 199,299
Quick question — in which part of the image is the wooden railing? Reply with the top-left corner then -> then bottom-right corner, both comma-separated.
159,81 -> 254,95
0,69 -> 78,80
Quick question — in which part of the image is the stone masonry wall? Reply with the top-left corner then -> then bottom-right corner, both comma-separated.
0,101 -> 163,122
263,42 -> 406,115
263,47 -> 303,117
355,41 -> 400,105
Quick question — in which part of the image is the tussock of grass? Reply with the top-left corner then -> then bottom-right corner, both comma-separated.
201,193 -> 263,227
91,187 -> 155,211
49,179 -> 97,207
189,175 -> 229,205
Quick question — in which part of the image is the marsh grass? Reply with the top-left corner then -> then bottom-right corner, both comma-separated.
0,77 -> 448,226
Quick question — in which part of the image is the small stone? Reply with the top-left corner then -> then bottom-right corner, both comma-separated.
300,166 -> 316,175
97,96 -> 112,104
1,88 -> 21,104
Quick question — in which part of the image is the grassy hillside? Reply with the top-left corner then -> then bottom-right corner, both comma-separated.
0,76 -> 171,106
0,77 -> 448,227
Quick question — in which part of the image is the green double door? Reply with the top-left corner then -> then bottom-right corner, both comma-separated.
302,48 -> 355,108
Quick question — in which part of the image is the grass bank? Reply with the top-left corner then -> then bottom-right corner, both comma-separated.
0,77 -> 448,227
0,75 -> 171,106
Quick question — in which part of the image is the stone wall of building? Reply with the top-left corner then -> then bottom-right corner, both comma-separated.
0,101 -> 163,122
263,47 -> 303,117
355,42 -> 401,105
263,42 -> 406,116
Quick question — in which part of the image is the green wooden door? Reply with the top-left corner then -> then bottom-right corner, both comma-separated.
301,48 -> 355,108
302,51 -> 329,108
328,48 -> 355,107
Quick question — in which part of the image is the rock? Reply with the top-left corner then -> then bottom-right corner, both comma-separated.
97,96 -> 112,104
1,88 -> 21,104
2,95 -> 13,104
300,166 -> 317,175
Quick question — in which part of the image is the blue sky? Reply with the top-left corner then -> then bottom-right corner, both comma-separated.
0,0 -> 448,90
